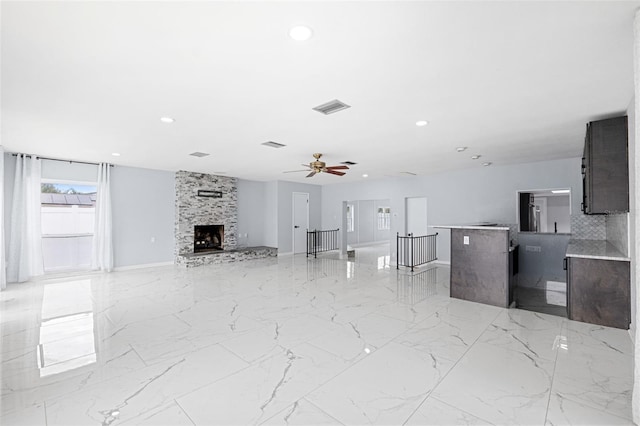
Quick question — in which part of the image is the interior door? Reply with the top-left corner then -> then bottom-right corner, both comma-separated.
293,192 -> 309,254
406,197 -> 428,236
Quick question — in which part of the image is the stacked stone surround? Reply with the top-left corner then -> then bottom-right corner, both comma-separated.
177,246 -> 277,267
174,170 -> 275,266
175,171 -> 238,260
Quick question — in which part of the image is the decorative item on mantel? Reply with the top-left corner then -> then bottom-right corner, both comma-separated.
197,189 -> 222,198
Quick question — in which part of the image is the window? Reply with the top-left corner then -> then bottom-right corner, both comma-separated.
346,204 -> 354,232
41,181 -> 97,272
377,207 -> 390,230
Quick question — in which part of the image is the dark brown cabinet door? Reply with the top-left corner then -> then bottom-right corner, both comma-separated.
583,116 -> 629,214
567,257 -> 630,329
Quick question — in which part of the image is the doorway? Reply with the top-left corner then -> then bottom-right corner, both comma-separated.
292,192 -> 309,254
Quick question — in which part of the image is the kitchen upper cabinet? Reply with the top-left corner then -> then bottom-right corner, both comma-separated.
581,116 -> 629,214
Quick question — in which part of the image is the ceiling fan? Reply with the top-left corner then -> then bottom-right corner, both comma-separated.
284,153 -> 349,178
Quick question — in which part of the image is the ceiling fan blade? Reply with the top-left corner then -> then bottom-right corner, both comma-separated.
283,169 -> 309,174
306,171 -> 317,178
301,164 -> 312,168
325,169 -> 346,176
326,165 -> 349,170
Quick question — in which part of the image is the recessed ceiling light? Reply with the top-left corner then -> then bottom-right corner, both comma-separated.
415,120 -> 429,127
552,189 -> 570,194
362,174 -> 369,178
456,147 -> 467,152
289,25 -> 313,41
471,155 -> 481,160
160,117 -> 175,123
482,162 -> 492,167
111,152 -> 121,157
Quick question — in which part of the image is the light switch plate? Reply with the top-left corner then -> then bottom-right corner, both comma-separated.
464,236 -> 469,245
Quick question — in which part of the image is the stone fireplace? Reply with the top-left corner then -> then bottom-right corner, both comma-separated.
174,171 -> 238,259
174,170 -> 276,267
194,225 -> 224,252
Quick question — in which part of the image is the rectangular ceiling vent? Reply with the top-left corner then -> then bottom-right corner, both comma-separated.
313,99 -> 351,115
341,161 -> 357,165
189,152 -> 210,158
261,141 -> 286,148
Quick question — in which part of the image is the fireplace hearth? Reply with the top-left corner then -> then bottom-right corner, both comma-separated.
194,225 -> 224,253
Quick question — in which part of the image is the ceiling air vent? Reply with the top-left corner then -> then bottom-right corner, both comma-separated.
313,99 -> 351,115
262,141 -> 286,148
341,161 -> 357,166
189,152 -> 210,158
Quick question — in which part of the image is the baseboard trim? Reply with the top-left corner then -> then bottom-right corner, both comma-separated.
114,261 -> 174,271
277,252 -> 294,257
433,260 -> 451,266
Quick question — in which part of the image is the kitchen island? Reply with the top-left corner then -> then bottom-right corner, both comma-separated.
434,224 -> 517,308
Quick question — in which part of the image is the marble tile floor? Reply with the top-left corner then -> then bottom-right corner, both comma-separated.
0,245 -> 633,425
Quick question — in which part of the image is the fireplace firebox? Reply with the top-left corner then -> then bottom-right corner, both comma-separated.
194,225 -> 224,253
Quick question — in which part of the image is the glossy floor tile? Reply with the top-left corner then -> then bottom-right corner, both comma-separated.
0,245 -> 634,425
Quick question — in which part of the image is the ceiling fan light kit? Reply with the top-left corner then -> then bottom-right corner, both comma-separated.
285,153 -> 350,178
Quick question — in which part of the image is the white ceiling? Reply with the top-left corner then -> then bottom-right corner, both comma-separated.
2,1 -> 638,185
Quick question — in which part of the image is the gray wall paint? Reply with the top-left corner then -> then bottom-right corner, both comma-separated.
264,181 -> 278,248
111,166 -> 175,267
517,233 -> 570,288
346,199 -> 390,245
322,157 -> 582,262
277,181 -> 321,254
237,179 -> 267,247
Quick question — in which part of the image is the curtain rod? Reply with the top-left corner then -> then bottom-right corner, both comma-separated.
10,153 -> 114,167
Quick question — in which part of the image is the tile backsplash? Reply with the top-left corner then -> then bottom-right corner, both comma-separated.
570,214 -> 606,240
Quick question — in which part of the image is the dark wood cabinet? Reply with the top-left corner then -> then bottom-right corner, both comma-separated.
581,116 -> 629,214
566,256 -> 630,329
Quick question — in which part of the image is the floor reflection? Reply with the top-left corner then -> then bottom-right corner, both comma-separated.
396,267 -> 439,304
516,280 -> 567,318
38,279 -> 96,377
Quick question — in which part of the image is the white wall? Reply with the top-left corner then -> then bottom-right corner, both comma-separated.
277,181 -> 322,254
545,195 -> 571,233
322,157 -> 582,262
111,166 -> 175,268
628,96 -> 636,343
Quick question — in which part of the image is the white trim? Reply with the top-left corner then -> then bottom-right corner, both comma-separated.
113,261 -> 174,271
277,252 -> 294,257
433,260 -> 451,266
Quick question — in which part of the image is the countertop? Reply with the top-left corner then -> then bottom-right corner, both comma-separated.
566,239 -> 630,262
433,223 -> 510,231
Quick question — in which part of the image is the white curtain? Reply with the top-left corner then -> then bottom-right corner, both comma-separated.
7,154 -> 43,283
634,9 -> 640,426
92,163 -> 113,272
0,147 -> 6,290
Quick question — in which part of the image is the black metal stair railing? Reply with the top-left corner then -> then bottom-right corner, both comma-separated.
307,228 -> 340,258
396,232 -> 438,272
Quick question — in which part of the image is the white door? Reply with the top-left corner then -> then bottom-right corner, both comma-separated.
293,192 -> 309,254
406,197 -> 428,236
